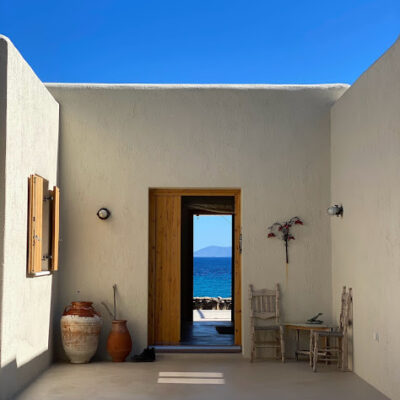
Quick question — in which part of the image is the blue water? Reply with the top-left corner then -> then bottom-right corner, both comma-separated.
193,257 -> 232,298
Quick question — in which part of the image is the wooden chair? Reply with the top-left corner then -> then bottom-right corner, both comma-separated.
249,284 -> 285,362
310,286 -> 352,372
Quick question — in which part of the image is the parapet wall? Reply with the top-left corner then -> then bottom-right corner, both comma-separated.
193,297 -> 232,310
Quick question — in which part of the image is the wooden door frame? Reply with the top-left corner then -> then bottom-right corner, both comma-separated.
148,188 -> 242,347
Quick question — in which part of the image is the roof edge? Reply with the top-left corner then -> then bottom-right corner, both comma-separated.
45,83 -> 350,91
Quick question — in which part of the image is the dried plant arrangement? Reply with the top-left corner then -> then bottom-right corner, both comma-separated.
267,216 -> 303,281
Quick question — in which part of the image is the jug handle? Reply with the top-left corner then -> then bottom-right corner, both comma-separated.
63,305 -> 72,314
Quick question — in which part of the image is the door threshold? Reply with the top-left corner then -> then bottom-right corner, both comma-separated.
154,345 -> 241,353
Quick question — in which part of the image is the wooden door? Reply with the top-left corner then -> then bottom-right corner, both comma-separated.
149,193 -> 181,344
233,192 -> 241,346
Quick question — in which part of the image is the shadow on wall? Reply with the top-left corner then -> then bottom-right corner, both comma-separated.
0,277 -> 57,400
0,351 -> 51,400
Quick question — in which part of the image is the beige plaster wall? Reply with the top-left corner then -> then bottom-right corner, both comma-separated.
331,37 -> 400,399
0,36 -> 59,400
47,82 -> 347,360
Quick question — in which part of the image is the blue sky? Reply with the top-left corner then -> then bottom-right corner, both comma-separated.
1,1 -> 399,84
193,216 -> 232,252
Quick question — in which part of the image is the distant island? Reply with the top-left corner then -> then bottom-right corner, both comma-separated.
194,246 -> 232,258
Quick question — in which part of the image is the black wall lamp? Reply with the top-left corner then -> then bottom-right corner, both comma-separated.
97,208 -> 111,220
327,204 -> 343,217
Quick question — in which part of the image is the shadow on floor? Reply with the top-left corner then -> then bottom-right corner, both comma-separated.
180,321 -> 234,346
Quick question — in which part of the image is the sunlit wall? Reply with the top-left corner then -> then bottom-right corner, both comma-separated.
0,35 -> 59,400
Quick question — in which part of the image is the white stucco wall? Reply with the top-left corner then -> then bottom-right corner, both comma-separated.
0,36 -> 59,400
331,37 -> 400,400
47,82 -> 347,360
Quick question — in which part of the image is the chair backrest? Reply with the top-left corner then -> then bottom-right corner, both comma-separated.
249,284 -> 280,323
339,286 -> 353,331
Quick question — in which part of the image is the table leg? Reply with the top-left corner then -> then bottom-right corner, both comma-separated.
324,336 -> 328,365
295,329 -> 300,361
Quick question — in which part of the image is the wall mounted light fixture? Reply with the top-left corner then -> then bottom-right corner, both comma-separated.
97,208 -> 111,220
327,204 -> 343,217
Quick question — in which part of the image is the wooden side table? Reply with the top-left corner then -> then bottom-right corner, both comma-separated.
284,323 -> 334,361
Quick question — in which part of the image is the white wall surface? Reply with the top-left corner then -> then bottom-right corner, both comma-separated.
331,37 -> 400,400
0,36 -> 59,400
47,82 -> 347,360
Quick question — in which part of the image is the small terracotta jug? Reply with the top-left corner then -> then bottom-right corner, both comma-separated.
107,320 -> 132,362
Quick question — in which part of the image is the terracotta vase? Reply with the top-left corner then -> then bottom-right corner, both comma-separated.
61,301 -> 102,364
107,320 -> 132,362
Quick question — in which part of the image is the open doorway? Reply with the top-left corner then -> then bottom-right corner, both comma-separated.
180,212 -> 234,346
148,189 -> 241,349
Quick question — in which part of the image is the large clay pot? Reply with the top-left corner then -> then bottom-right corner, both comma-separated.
107,320 -> 132,362
61,301 -> 102,364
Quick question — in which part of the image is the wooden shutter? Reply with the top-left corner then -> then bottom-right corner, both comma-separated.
51,186 -> 60,271
148,192 -> 181,345
28,175 -> 44,274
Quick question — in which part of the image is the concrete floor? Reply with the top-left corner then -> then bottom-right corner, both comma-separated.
16,354 -> 388,400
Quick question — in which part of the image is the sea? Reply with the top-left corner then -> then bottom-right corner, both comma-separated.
193,257 -> 232,298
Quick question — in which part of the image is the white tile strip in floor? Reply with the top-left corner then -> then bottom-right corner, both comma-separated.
157,377 -> 226,384
157,371 -> 225,384
159,371 -> 224,377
